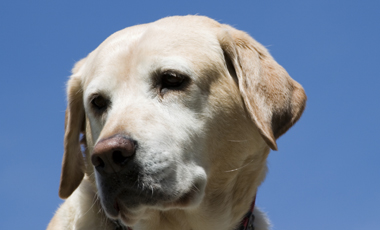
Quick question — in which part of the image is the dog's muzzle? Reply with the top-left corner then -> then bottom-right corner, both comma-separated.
91,134 -> 184,219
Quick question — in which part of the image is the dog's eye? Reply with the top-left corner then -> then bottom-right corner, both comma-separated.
91,95 -> 109,111
161,72 -> 185,89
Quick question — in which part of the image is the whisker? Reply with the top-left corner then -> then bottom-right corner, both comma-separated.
224,157 -> 256,173
227,139 -> 248,142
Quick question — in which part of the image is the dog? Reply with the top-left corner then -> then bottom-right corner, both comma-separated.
47,15 -> 306,230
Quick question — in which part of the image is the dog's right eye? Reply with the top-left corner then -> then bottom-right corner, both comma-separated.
91,95 -> 109,112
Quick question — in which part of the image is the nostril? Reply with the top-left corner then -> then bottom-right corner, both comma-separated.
112,150 -> 129,165
92,136 -> 137,174
91,155 -> 105,169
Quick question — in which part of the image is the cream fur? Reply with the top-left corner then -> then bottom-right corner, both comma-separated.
48,15 -> 306,230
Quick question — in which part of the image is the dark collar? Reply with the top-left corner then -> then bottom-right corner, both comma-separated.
236,194 -> 256,230
113,220 -> 130,230
114,195 -> 256,230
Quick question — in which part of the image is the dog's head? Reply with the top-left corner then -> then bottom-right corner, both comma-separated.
58,16 -> 306,225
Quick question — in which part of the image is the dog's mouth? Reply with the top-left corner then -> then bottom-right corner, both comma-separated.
95,164 -> 207,226
111,200 -> 144,226
100,183 -> 204,226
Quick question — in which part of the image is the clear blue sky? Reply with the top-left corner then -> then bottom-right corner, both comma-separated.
1,1 -> 379,229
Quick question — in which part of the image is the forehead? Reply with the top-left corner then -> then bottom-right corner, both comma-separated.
82,16 -> 223,87
138,17 -> 221,58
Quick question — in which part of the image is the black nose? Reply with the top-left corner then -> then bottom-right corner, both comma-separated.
91,135 -> 137,174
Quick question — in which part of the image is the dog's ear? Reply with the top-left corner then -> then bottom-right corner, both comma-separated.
219,26 -> 306,150
58,59 -> 86,199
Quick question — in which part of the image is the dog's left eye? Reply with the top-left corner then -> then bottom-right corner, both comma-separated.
161,72 -> 185,89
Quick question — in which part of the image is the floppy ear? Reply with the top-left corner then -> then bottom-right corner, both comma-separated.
219,26 -> 306,150
58,59 -> 86,199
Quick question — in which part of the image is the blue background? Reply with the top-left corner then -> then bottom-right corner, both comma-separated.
1,1 -> 379,229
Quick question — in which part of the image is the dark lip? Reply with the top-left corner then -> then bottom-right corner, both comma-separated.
113,200 -> 121,214
98,176 -> 174,211
101,198 -> 120,219
100,188 -> 193,216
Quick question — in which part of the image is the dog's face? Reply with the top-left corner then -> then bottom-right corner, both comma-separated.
58,16 -> 306,226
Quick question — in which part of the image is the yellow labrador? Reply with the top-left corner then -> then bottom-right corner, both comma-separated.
48,15 -> 306,230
